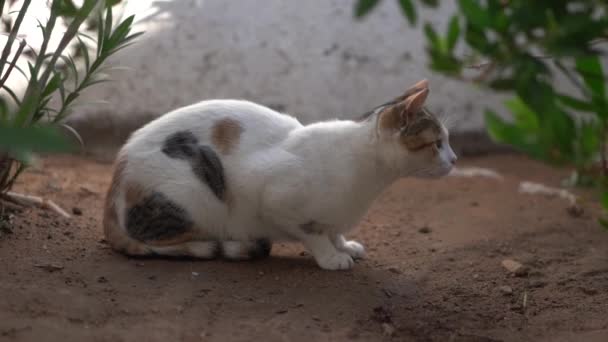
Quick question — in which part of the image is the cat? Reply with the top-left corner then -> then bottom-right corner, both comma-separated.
103,79 -> 457,270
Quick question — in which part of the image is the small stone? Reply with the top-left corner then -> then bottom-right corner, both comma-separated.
191,272 -> 199,277
275,309 -> 288,314
97,276 -> 108,283
34,263 -> 64,272
473,274 -> 480,279
501,259 -> 528,277
581,287 -> 598,296
388,267 -> 401,274
499,285 -> 513,295
418,226 -> 432,234
528,279 -> 547,288
72,207 -> 83,216
567,204 -> 584,218
381,323 -> 396,337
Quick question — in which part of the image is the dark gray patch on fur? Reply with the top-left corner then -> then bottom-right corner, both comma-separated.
162,131 -> 226,201
300,221 -> 324,235
249,239 -> 272,259
126,192 -> 193,242
162,130 -> 199,159
192,145 -> 225,200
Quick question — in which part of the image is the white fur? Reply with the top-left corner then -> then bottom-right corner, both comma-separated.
114,99 -> 456,270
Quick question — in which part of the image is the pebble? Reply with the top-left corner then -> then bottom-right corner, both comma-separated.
501,259 -> 529,277
418,226 -> 432,234
499,285 -> 513,295
388,267 -> 401,274
72,207 -> 83,216
528,279 -> 547,288
381,323 -> 396,337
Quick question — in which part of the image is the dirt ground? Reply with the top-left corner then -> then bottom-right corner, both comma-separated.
0,154 -> 607,342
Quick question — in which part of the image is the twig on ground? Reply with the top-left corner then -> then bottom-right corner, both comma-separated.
4,191 -> 71,218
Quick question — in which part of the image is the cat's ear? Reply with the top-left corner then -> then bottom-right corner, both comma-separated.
404,87 -> 429,114
395,79 -> 429,102
378,80 -> 430,132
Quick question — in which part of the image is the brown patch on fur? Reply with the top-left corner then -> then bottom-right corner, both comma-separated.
400,110 -> 442,151
102,154 -> 150,256
211,118 -> 243,154
394,79 -> 429,103
124,182 -> 145,208
378,103 -> 406,131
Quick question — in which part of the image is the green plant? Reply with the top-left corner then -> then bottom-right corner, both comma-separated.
355,0 -> 608,225
0,0 -> 142,195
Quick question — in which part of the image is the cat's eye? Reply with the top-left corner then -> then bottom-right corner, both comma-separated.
435,140 -> 443,149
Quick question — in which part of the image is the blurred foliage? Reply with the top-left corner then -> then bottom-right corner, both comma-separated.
0,0 -> 142,194
356,0 -> 608,227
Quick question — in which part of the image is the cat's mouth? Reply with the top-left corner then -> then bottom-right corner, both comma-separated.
414,165 -> 453,178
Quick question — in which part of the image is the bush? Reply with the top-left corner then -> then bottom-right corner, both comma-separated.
356,0 -> 608,226
0,0 -> 141,194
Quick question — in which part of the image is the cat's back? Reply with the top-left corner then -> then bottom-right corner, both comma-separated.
125,99 -> 302,154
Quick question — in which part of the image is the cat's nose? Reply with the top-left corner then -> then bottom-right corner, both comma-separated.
450,156 -> 457,165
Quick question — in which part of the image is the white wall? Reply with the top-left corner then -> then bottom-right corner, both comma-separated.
4,0 -> 510,157
76,0 -> 504,122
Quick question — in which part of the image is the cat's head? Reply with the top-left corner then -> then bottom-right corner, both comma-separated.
373,80 -> 457,178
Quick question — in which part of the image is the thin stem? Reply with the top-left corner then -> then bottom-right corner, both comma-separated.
0,0 -> 31,78
0,37 -> 25,89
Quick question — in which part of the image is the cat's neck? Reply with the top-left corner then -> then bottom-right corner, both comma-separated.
297,118 -> 398,196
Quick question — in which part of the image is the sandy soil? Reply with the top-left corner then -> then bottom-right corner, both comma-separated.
1,154 -> 607,342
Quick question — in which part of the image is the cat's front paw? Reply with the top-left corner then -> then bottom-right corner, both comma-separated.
315,252 -> 354,270
341,240 -> 366,259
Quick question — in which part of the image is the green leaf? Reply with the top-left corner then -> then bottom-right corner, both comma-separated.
575,56 -> 605,99
504,97 -> 539,131
424,23 -> 440,48
458,0 -> 490,28
42,71 -> 62,98
602,191 -> 608,209
419,0 -> 438,7
1,85 -> 22,106
76,36 -> 90,72
96,9 -> 105,56
446,15 -> 460,52
355,0 -> 380,18
0,97 -> 8,123
106,15 -> 134,51
489,78 -> 516,91
104,4 -> 113,40
56,0 -> 78,17
485,110 -> 531,149
557,94 -> 595,112
397,0 -> 417,25
599,217 -> 608,230
0,125 -> 73,157
106,0 -> 123,7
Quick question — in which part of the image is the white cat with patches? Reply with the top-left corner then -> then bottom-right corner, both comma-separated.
103,80 -> 456,270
